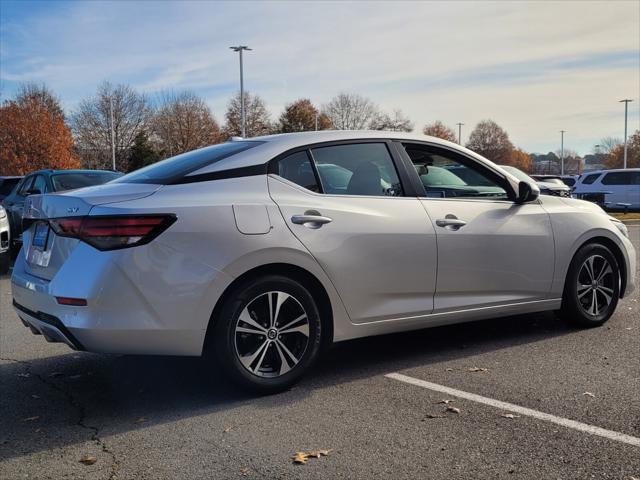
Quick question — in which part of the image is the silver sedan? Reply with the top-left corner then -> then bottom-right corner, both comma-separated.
11,131 -> 636,393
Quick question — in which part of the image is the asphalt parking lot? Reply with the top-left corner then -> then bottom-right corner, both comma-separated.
1,225 -> 639,480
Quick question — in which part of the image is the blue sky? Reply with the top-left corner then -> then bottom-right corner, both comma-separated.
1,0 -> 638,155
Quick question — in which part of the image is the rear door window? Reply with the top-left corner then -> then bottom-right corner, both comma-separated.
601,171 -> 640,185
310,143 -> 403,197
276,151 -> 320,192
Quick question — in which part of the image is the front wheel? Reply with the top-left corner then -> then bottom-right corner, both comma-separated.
210,275 -> 323,394
560,243 -> 620,327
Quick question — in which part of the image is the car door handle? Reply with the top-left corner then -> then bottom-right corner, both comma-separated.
435,218 -> 467,229
291,214 -> 333,227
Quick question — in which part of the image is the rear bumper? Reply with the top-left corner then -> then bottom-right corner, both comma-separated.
10,242 -> 231,356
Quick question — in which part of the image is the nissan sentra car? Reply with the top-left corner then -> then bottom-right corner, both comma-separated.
11,131 -> 636,393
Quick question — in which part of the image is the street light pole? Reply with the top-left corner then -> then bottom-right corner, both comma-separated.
230,46 -> 252,137
109,96 -> 116,171
456,122 -> 464,145
619,99 -> 633,169
560,130 -> 565,175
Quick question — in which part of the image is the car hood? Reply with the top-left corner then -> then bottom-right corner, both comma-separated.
551,195 -> 607,214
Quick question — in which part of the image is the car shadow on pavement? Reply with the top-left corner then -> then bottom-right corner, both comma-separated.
0,310 -> 575,462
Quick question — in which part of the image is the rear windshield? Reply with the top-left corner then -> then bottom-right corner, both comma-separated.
113,141 -> 262,185
51,172 -> 122,192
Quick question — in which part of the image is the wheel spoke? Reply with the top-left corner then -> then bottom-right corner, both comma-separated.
272,291 -> 290,327
267,293 -> 274,328
277,338 -> 299,366
280,323 -> 310,337
238,340 -> 268,370
236,326 -> 266,336
238,310 -> 267,333
596,287 -> 612,305
278,313 -> 307,332
274,341 -> 292,375
596,264 -> 612,282
577,284 -> 591,299
585,256 -> 596,281
252,341 -> 270,373
588,290 -> 599,316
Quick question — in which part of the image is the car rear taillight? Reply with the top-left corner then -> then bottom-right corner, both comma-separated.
49,215 -> 176,251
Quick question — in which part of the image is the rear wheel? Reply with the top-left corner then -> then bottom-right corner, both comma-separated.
560,243 -> 620,327
211,275 -> 323,393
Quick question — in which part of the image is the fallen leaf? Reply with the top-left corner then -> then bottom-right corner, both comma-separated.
582,392 -> 596,398
239,467 -> 250,476
501,413 -> 520,419
446,406 -> 461,414
223,426 -> 233,433
79,455 -> 97,465
16,373 -> 30,378
291,449 -> 332,464
23,416 -> 40,422
445,368 -> 454,372
435,399 -> 454,404
627,476 -> 639,480
134,417 -> 147,424
49,372 -> 64,378
625,327 -> 632,331
422,413 -> 446,420
467,367 -> 488,373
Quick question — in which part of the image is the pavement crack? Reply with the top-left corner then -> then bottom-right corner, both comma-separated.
3,356 -> 120,479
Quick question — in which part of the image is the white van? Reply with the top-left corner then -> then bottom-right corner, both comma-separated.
573,168 -> 640,209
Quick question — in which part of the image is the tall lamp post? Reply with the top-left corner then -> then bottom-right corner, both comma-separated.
109,96 -> 116,171
560,130 -> 566,175
230,45 -> 252,137
456,122 -> 464,145
619,99 -> 633,169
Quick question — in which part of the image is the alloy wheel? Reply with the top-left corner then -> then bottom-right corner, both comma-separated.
234,291 -> 310,378
576,254 -> 615,317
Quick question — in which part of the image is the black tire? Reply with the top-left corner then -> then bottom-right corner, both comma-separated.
560,243 -> 620,327
210,275 -> 323,394
0,251 -> 9,275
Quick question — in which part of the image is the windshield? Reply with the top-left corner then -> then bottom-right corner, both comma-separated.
500,165 -> 534,183
51,172 -> 122,192
113,141 -> 262,184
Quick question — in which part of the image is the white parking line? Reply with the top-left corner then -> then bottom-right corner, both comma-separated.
385,372 -> 640,448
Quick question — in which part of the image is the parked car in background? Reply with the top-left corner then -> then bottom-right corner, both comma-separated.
0,176 -> 23,202
3,169 -> 122,253
559,175 -> 579,189
11,132 -> 636,393
0,205 -> 10,274
573,168 -> 640,210
528,174 -> 572,197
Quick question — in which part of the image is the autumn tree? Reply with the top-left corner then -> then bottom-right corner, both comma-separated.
152,91 -> 223,157
466,120 -> 514,163
0,86 -> 79,175
72,81 -> 152,171
277,98 -> 332,132
370,109 -> 413,132
322,93 -> 379,130
605,130 -> 640,168
422,121 -> 457,143
127,131 -> 160,172
224,91 -> 272,137
507,148 -> 533,172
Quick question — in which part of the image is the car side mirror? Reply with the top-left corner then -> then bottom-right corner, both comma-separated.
516,181 -> 539,204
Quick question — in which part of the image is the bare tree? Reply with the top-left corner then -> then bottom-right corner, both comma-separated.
15,82 -> 64,119
71,81 -> 152,171
322,93 -> 379,130
152,91 -> 223,157
370,109 -> 413,132
277,98 -> 332,132
597,136 -> 622,155
224,92 -> 272,138
422,121 -> 457,142
465,119 -> 514,163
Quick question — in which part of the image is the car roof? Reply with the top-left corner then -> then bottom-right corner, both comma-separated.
27,169 -> 119,175
191,130 -> 493,175
582,168 -> 640,174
